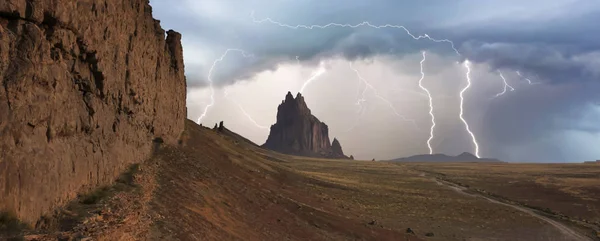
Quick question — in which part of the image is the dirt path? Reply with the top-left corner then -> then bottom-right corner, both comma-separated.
433,177 -> 591,241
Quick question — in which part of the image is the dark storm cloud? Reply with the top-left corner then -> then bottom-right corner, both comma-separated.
150,0 -> 600,87
461,42 -> 600,84
150,0 -> 600,162
473,78 -> 600,162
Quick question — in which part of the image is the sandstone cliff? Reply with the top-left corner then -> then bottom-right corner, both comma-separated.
263,92 -> 348,159
0,0 -> 186,225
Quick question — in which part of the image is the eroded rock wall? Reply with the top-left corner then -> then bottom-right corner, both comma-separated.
264,92 -> 345,158
0,0 -> 186,224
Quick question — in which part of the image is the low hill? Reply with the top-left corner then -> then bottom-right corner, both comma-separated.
389,152 -> 504,163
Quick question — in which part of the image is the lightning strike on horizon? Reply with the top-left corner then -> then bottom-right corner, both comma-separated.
251,11 -> 485,155
250,12 -> 460,55
460,60 -> 480,158
224,89 -> 270,129
417,51 -> 435,154
299,62 -> 327,93
493,70 -> 515,98
197,49 -> 253,124
349,62 -> 419,129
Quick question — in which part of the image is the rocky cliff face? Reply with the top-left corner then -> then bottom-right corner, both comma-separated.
0,0 -> 186,224
263,92 -> 348,159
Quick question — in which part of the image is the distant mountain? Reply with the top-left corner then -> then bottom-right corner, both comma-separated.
263,92 -> 350,159
389,152 -> 503,163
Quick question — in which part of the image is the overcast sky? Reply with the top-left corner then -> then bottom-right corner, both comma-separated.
150,0 -> 600,162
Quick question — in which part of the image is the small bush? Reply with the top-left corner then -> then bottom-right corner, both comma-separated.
0,212 -> 28,239
79,186 -> 111,205
79,163 -> 141,205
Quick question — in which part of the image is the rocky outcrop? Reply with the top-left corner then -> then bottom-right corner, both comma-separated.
263,92 -> 348,159
330,138 -> 347,159
0,0 -> 186,225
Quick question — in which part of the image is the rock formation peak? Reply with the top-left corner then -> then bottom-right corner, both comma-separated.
277,92 -> 311,121
331,138 -> 347,159
264,92 -> 349,159
285,91 -> 295,101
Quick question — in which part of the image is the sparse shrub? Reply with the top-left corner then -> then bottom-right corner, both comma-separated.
79,186 -> 111,205
0,211 -> 28,239
79,163 -> 141,205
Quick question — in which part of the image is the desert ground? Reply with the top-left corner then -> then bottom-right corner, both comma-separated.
8,120 -> 599,241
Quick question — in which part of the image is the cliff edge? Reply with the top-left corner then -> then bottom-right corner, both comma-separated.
0,0 -> 186,225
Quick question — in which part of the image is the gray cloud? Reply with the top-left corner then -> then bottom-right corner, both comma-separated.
150,0 -> 600,162
150,0 -> 600,86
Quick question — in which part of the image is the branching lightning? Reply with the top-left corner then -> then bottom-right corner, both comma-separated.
251,11 -> 460,55
493,70 -> 515,98
250,11 -> 489,157
299,61 -> 327,94
417,51 -> 435,154
460,60 -> 480,158
197,49 -> 253,124
349,62 -> 419,129
224,89 -> 270,129
343,69 -> 368,133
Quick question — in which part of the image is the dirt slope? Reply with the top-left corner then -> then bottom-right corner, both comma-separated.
149,120 -> 418,241
15,120 -> 597,241
147,120 -> 595,240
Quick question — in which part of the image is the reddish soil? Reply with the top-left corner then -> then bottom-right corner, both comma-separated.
14,120 -> 599,241
148,120 -> 419,241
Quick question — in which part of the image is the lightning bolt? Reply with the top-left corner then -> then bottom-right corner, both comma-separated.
197,49 -> 253,124
343,70 -> 369,133
349,62 -> 419,129
516,71 -> 539,85
224,89 -> 270,129
493,70 -> 515,98
417,51 -> 435,154
355,70 -> 369,109
460,60 -> 480,158
251,11 -> 460,55
299,61 -> 327,93
251,12 -> 488,156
